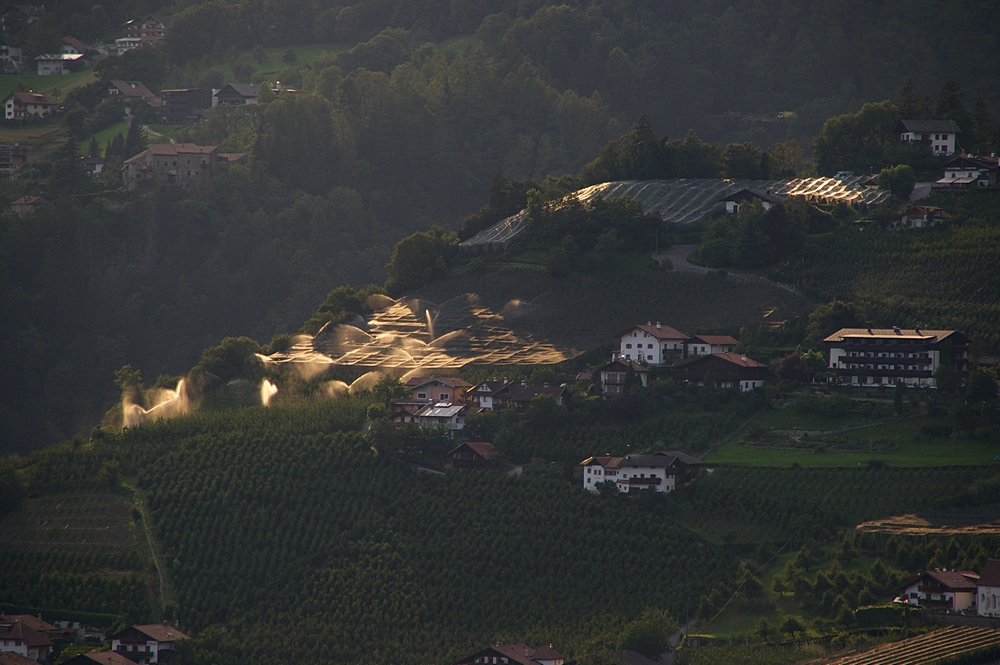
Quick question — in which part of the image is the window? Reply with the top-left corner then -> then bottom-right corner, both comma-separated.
440,393 -> 448,401
417,392 -> 426,398
647,344 -> 653,349
625,343 -> 632,349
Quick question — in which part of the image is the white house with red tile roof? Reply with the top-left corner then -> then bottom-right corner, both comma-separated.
580,451 -> 705,494
897,569 -> 979,611
977,559 -> 1000,618
3,91 -> 56,120
685,334 -> 738,357
616,322 -> 688,365
110,624 -> 188,665
0,618 -> 53,661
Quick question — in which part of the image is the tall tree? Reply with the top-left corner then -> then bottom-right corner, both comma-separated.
896,78 -> 931,119
124,120 -> 147,160
971,98 -> 995,152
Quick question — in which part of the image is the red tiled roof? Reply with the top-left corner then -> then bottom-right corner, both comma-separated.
0,615 -> 56,633
507,385 -> 566,403
0,620 -> 53,647
451,441 -> 498,460
529,645 -> 563,660
71,652 -> 139,665
615,323 -> 688,340
923,570 -> 978,591
492,644 -> 543,665
62,36 -> 88,52
6,91 -> 56,105
108,80 -> 156,99
406,376 -> 473,389
0,653 -> 43,665
579,455 -> 624,467
11,195 -> 48,206
132,623 -> 189,642
978,559 -> 1000,588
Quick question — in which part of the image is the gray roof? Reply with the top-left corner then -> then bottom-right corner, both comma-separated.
215,83 -> 259,98
897,119 -> 962,134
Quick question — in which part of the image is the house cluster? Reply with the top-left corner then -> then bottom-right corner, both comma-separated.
0,616 -> 187,665
897,559 -> 1000,617
390,376 -> 567,433
597,323 -> 768,394
933,154 -> 999,191
580,450 -> 706,494
824,327 -> 969,388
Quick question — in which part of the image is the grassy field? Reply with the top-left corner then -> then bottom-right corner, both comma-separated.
707,414 -> 1000,467
0,69 -> 97,102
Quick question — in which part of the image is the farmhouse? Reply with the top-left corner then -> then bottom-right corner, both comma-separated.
721,188 -> 783,214
675,353 -> 769,392
465,379 -> 512,410
896,119 -> 961,156
123,143 -> 218,192
895,205 -> 951,229
160,88 -> 212,124
824,328 -> 969,388
110,623 -> 188,665
595,356 -> 648,397
124,15 -> 171,45
10,195 -> 48,214
0,617 -> 53,661
449,441 -> 499,469
412,402 -> 467,432
616,322 -> 688,364
978,559 -> 1000,618
107,80 -> 158,104
3,91 -> 56,120
454,644 -> 564,665
580,451 -> 705,494
934,155 -> 999,190
497,384 -> 567,411
213,83 -> 259,107
407,377 -> 472,403
35,52 -> 84,75
897,569 -> 978,611
61,36 -> 87,54
685,334 -> 739,357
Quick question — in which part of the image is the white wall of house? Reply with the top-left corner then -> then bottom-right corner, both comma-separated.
112,638 -> 161,664
615,463 -> 675,494
979,585 -> 1000,617
899,582 -> 974,611
619,329 -> 682,365
0,640 -> 29,658
828,346 -> 941,387
739,379 -> 765,391
583,464 -> 618,491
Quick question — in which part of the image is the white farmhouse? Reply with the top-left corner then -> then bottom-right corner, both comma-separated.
580,452 -> 705,494
615,322 -> 688,365
685,334 -> 738,357
978,559 -> 1000,618
896,119 -> 962,156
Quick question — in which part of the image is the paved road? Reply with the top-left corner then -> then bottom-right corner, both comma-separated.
657,245 -> 802,297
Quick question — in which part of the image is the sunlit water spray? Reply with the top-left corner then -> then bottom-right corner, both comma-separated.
123,379 -> 190,428
425,309 -> 435,341
260,379 -> 279,406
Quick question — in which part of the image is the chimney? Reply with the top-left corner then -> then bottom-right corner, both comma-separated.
741,355 -> 747,362
656,322 -> 662,329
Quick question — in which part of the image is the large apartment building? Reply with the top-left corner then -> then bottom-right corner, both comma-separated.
824,327 -> 969,387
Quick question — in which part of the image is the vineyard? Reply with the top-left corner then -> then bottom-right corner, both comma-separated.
669,466 -> 1000,541
460,177 -> 888,252
819,626 -> 1000,665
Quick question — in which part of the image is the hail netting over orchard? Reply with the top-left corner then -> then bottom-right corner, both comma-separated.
263,295 -> 573,378
460,177 -> 891,252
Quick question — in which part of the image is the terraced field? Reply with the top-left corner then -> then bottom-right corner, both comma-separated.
817,626 -> 1000,665
0,492 -> 139,556
461,177 -> 890,252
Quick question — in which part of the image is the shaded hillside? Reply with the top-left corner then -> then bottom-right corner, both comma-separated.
413,264 -> 811,353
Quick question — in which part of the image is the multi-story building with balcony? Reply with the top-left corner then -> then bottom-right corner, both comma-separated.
824,327 -> 969,388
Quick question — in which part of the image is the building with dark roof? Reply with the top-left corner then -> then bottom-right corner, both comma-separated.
824,328 -> 969,388
675,353 -> 769,392
897,119 -> 962,155
110,624 -> 188,665
595,357 -> 648,397
449,441 -> 499,469
978,559 -> 1000,618
213,83 -> 258,106
455,644 -> 564,665
159,88 -> 212,124
62,652 -> 139,665
685,334 -> 738,356
0,617 -> 53,661
935,154 -> 999,190
3,90 -> 55,120
107,80 -> 158,102
124,15 -> 171,44
898,569 -> 978,611
465,379 -> 513,410
721,188 -> 784,214
123,143 -> 218,192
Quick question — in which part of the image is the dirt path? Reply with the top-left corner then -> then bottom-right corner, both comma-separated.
657,245 -> 802,296
772,414 -> 918,439
124,482 -> 168,614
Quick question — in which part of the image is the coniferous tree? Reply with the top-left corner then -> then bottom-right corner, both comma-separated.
124,119 -> 148,160
896,78 -> 931,119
